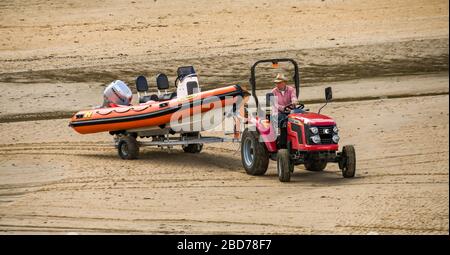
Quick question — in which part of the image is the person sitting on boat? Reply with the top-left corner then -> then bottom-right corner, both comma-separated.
101,80 -> 133,108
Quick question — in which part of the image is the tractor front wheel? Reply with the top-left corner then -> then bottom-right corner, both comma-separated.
277,149 -> 293,182
340,145 -> 356,178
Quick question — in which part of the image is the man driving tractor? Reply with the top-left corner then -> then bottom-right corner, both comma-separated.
240,58 -> 355,182
271,73 -> 300,126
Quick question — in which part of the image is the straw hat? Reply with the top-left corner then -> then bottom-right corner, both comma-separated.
274,73 -> 288,83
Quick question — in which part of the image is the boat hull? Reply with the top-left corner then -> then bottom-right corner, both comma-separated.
69,85 -> 247,134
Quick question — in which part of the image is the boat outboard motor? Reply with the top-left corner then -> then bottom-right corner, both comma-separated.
176,66 -> 201,98
103,80 -> 133,107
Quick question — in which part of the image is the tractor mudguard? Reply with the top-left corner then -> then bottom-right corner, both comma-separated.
248,117 -> 278,153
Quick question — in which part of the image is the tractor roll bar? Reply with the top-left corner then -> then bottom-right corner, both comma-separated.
249,58 -> 300,108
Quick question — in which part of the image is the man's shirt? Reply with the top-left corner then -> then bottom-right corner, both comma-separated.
271,85 -> 298,112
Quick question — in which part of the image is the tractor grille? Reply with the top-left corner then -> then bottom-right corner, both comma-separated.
306,125 -> 336,145
317,126 -> 334,144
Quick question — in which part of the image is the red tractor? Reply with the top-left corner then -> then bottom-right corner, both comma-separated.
241,59 -> 356,182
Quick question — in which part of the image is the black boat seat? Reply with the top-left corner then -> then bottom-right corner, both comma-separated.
136,75 -> 159,103
136,75 -> 148,92
155,73 -> 177,101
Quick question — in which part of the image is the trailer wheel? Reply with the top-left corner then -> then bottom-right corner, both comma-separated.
341,145 -> 356,178
182,132 -> 203,153
277,149 -> 293,182
118,136 -> 139,160
182,143 -> 203,153
241,129 -> 269,175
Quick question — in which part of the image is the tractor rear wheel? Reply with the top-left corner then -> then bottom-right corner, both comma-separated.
277,149 -> 293,182
118,136 -> 139,160
241,129 -> 269,175
341,145 -> 356,178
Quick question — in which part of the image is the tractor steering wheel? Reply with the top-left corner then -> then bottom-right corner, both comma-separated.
283,103 -> 304,113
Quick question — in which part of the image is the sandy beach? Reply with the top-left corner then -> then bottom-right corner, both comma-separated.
0,0 -> 448,234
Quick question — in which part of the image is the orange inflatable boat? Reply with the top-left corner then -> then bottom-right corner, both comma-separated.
69,84 -> 248,134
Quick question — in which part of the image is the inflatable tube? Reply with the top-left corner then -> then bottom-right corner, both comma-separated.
69,85 -> 248,134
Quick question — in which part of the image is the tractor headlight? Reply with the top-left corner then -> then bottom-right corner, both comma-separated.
333,126 -> 339,133
332,134 -> 340,143
310,135 -> 321,144
310,127 -> 319,135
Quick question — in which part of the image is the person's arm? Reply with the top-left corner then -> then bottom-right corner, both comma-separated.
290,86 -> 298,104
272,89 -> 285,112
